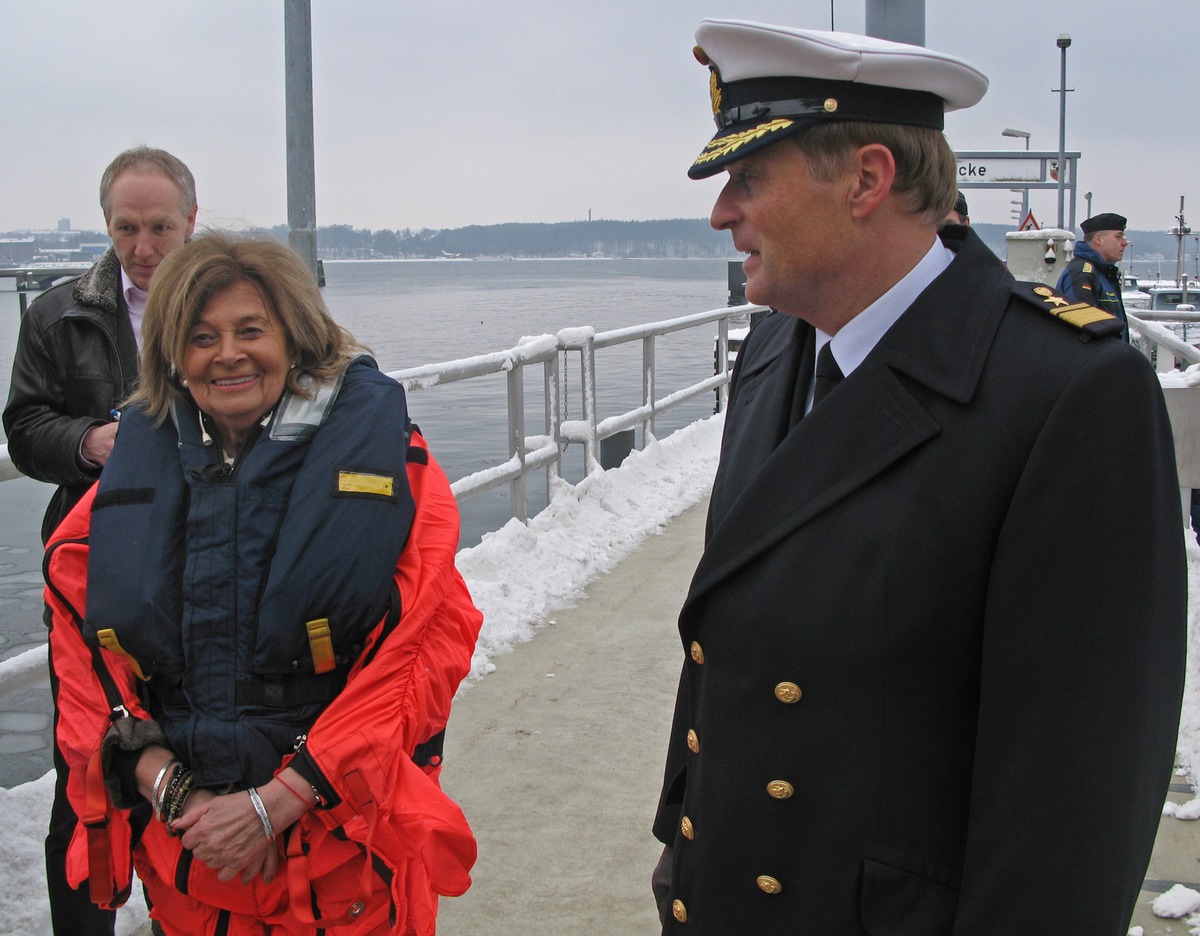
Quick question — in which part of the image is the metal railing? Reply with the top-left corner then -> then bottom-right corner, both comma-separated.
0,303 -> 763,702
385,304 -> 762,523
0,303 -> 763,506
1127,313 -> 1200,525
1129,312 -> 1200,372
9,304 -> 1194,705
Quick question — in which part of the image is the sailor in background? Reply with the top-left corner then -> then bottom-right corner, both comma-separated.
1057,211 -> 1130,341
942,189 -> 970,226
652,19 -> 1185,935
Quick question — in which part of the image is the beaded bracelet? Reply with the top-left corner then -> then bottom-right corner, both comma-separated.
247,787 -> 275,843
163,768 -> 196,836
151,759 -> 180,822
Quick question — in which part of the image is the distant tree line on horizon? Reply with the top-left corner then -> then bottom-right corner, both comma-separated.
2,218 -> 737,262
3,220 -> 1193,273
307,218 -> 739,260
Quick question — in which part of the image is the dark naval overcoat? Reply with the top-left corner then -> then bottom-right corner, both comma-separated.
653,227 -> 1187,934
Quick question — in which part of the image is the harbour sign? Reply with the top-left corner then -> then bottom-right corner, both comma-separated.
953,151 -> 1079,190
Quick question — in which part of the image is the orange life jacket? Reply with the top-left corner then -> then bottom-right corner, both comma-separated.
45,427 -> 482,934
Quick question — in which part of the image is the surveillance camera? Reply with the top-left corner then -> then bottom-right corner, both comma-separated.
1044,246 -> 1057,265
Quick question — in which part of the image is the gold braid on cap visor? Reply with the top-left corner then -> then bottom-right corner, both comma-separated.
693,118 -> 795,168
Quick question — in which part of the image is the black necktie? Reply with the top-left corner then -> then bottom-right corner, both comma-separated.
812,342 -> 843,408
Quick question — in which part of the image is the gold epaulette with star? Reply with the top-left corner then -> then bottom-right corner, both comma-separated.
1012,282 -> 1124,340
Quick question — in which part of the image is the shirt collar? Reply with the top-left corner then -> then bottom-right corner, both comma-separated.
817,236 -> 955,377
119,266 -> 148,310
119,266 -> 149,349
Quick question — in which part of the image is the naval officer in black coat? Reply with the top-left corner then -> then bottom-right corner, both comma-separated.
652,19 -> 1186,935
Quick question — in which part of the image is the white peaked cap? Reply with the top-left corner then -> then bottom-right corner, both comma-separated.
689,19 -> 989,178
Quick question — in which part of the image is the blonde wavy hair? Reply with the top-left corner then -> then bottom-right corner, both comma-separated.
127,233 -> 364,424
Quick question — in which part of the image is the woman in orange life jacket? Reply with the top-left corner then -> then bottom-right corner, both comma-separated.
44,233 -> 483,934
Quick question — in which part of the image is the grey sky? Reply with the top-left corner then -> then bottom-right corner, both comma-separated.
1,0 -> 1194,237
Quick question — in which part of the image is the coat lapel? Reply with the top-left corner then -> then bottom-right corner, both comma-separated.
707,315 -> 811,529
689,229 -> 1012,607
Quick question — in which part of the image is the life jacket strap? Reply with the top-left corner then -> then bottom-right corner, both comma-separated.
82,726 -> 117,906
95,629 -> 148,682
287,768 -> 381,927
306,618 -> 336,675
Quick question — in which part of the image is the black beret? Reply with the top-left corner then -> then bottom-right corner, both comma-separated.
953,191 -> 969,217
1080,213 -> 1126,235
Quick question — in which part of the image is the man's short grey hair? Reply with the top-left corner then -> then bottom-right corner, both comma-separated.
99,146 -> 196,220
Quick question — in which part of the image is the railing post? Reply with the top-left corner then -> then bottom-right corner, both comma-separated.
544,352 -> 561,495
716,317 -> 730,413
642,334 -> 656,446
507,363 -> 527,523
579,333 -> 600,475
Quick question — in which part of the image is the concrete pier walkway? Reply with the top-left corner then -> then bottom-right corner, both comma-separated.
433,496 -> 1200,935
435,498 -> 702,935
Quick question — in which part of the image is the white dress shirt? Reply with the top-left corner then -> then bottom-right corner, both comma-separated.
807,237 -> 955,413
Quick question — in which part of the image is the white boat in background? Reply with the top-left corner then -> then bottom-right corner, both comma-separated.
1122,274 -> 1200,312
1149,285 -> 1200,312
1123,274 -> 1151,310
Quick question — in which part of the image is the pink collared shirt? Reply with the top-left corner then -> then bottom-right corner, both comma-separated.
120,266 -> 148,351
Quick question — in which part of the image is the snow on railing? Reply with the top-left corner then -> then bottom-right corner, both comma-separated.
387,304 -> 760,517
0,303 -> 764,700
0,643 -> 47,704
1129,313 -> 1200,372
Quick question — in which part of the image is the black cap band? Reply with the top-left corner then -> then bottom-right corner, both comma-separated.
716,77 -> 945,131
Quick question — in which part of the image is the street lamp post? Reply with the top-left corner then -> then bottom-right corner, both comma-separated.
1002,128 -> 1031,222
1001,128 -> 1030,150
1085,191 -> 1092,219
1055,34 -> 1072,230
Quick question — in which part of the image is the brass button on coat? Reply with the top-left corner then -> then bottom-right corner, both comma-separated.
774,682 -> 802,703
757,875 -> 783,894
766,780 -> 794,799
681,815 -> 695,840
687,729 -> 700,753
689,641 -> 705,665
673,899 -> 688,922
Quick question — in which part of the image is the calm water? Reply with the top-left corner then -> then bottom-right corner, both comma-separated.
316,258 -> 740,539
0,259 -> 739,737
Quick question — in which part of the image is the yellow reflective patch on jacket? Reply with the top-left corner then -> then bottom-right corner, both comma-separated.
96,628 -> 149,681
337,471 -> 393,497
306,618 -> 336,674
